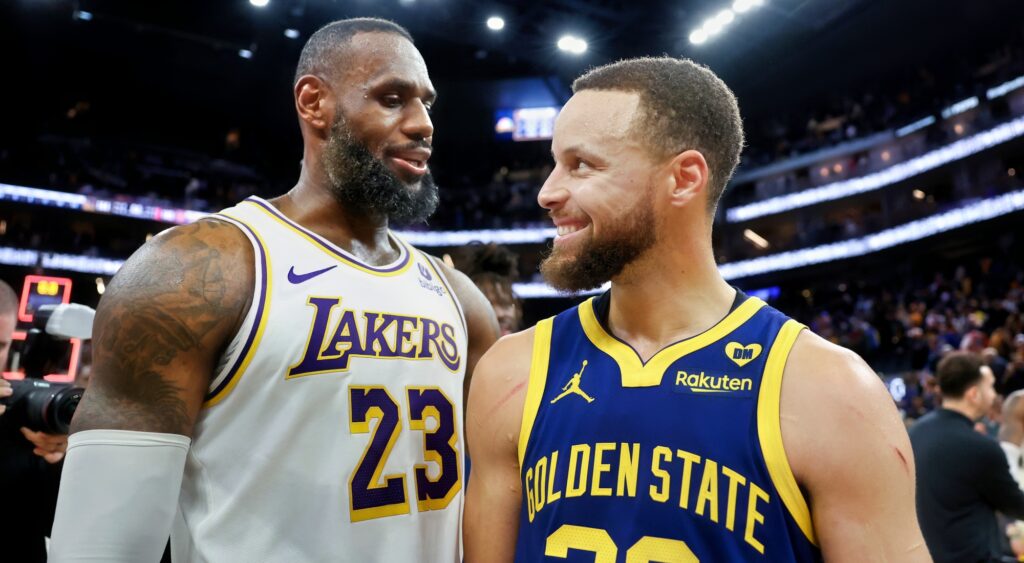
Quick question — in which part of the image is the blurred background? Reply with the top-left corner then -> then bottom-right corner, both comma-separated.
1,0 -> 1023,416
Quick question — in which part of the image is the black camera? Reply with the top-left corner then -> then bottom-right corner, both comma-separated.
1,303 -> 92,434
0,379 -> 83,434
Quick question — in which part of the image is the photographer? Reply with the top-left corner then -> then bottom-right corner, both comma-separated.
0,279 -> 68,563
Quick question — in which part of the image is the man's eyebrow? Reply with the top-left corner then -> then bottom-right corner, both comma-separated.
554,144 -> 602,161
374,78 -> 437,102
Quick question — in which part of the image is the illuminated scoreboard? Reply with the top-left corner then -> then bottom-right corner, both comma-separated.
3,275 -> 80,383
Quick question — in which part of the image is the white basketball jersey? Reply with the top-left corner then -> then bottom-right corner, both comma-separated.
171,196 -> 468,563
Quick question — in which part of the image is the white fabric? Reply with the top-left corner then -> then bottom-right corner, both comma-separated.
49,429 -> 191,562
173,198 -> 468,563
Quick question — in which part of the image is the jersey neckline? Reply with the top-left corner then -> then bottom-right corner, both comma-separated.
242,196 -> 412,277
577,294 -> 766,387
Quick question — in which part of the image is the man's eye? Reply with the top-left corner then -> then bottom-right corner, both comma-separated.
576,160 -> 592,171
381,95 -> 402,107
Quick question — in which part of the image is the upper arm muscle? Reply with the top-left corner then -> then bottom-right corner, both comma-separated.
782,331 -> 929,562
70,219 -> 253,436
464,330 -> 533,563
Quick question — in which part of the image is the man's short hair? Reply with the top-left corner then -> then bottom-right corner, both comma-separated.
572,57 -> 744,214
294,18 -> 413,84
0,279 -> 17,317
936,351 -> 984,399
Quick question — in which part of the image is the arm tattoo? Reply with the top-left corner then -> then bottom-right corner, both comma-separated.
72,221 -> 251,435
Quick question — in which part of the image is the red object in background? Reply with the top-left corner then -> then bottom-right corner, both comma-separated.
3,275 -> 79,383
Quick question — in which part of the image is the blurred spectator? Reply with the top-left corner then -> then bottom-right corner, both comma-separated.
910,352 -> 1024,563
450,242 -> 522,336
0,279 -> 64,563
999,390 -> 1024,487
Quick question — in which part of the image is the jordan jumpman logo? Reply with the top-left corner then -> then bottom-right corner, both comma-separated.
551,360 -> 595,404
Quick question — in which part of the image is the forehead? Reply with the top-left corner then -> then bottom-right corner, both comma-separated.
334,32 -> 433,92
552,90 -> 642,150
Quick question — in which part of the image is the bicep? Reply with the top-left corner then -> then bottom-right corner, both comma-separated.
784,337 -> 929,561
71,220 -> 253,437
464,339 -> 530,563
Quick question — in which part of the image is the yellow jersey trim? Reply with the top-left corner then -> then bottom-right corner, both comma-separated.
578,296 -> 766,387
203,213 -> 273,408
756,319 -> 817,545
242,198 -> 413,277
518,318 -> 553,467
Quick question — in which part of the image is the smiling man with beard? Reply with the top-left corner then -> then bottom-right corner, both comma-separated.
464,57 -> 929,562
49,18 -> 498,563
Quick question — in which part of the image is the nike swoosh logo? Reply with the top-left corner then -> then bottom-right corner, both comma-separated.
287,265 -> 337,284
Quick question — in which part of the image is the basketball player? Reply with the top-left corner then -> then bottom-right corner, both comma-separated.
49,19 -> 498,562
464,57 -> 929,561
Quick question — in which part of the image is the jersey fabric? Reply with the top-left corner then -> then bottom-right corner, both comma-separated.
514,291 -> 821,562
171,196 -> 468,562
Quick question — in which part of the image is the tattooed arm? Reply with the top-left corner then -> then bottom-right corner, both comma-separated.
49,219 -> 254,562
70,219 -> 254,436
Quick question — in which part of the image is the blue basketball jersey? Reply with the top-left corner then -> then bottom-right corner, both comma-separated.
514,291 -> 822,562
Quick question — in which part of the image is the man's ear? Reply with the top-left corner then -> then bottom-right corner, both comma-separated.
295,75 -> 333,134
666,149 -> 709,209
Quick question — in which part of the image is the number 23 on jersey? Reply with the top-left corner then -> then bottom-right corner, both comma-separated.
348,386 -> 461,522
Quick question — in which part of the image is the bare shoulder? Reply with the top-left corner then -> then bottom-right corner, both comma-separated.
71,219 -> 255,435
780,329 -> 909,485
467,327 -> 537,448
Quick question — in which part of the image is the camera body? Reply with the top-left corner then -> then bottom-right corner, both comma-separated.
1,303 -> 93,434
0,379 -> 83,434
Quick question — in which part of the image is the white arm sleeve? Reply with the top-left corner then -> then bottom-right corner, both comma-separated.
49,429 -> 191,563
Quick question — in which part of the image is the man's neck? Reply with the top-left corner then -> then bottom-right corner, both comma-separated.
942,400 -> 981,422
606,235 -> 736,363
270,166 -> 399,266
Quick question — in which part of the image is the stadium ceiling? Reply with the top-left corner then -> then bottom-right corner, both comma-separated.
1,0 -> 1021,181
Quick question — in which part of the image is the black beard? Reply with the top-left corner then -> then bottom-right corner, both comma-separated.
540,197 -> 657,292
322,115 -> 439,225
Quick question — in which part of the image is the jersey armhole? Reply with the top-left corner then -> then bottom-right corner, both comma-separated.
201,213 -> 272,408
756,319 -> 818,545
518,318 -> 554,468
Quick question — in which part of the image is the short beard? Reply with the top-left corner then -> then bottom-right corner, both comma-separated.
540,197 -> 657,292
321,114 -> 439,225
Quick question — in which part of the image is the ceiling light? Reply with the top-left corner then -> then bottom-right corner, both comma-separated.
912,189 -> 926,200
557,35 -> 587,55
238,49 -> 254,59
732,0 -> 763,13
743,228 -> 770,249
487,16 -> 505,31
284,28 -> 300,39
249,0 -> 269,7
73,10 -> 93,21
689,29 -> 708,45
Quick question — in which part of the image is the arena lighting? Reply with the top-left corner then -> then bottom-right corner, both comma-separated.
718,189 -> 1024,281
72,10 -> 93,21
987,75 -> 1024,99
732,0 -> 763,13
726,114 -> 1024,222
486,16 -> 505,31
689,29 -> 708,45
912,189 -> 926,200
284,29 -> 300,39
895,115 -> 936,137
3,190 -> 1022,292
557,35 -> 587,55
249,0 -> 269,7
940,96 -> 979,120
743,228 -> 770,249
238,49 -> 254,60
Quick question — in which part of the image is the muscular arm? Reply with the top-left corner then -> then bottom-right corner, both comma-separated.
464,330 -> 534,563
71,219 -> 254,437
783,331 -> 930,562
